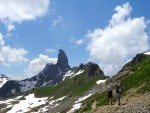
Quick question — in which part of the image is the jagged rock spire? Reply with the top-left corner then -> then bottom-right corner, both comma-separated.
56,49 -> 70,71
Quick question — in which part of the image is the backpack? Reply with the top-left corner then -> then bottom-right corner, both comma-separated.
107,84 -> 112,91
117,85 -> 123,93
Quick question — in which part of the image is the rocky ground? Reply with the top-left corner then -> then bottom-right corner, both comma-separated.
90,92 -> 150,113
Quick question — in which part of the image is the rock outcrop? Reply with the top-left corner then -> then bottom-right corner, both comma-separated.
72,62 -> 105,79
86,62 -> 104,78
56,49 -> 70,71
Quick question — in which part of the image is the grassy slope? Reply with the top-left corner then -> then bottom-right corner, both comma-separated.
123,55 -> 150,93
76,55 -> 150,113
33,71 -> 104,99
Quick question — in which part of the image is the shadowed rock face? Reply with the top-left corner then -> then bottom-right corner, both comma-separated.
56,49 -> 70,71
79,63 -> 84,70
86,62 -> 104,78
40,49 -> 70,84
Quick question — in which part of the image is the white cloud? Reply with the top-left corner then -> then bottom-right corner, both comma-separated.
2,46 -> 28,64
70,38 -> 85,46
86,3 -> 150,75
0,34 -> 5,49
0,0 -> 50,31
45,48 -> 56,53
0,33 -> 28,65
0,34 -> 4,63
24,54 -> 57,77
51,16 -> 64,27
7,74 -> 24,80
7,23 -> 15,32
75,39 -> 84,45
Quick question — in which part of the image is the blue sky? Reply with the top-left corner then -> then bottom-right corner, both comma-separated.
0,0 -> 150,79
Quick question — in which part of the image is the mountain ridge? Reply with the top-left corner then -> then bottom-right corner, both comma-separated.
0,49 -> 106,98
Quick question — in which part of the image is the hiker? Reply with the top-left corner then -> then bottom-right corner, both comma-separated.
115,82 -> 123,105
107,83 -> 113,105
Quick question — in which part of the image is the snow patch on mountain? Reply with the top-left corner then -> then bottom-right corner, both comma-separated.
0,94 -> 68,113
63,70 -> 75,80
32,96 -> 67,113
144,52 -> 150,55
0,74 -> 9,88
67,93 -> 92,113
10,89 -> 16,94
75,93 -> 92,103
67,103 -> 82,113
64,70 -> 75,77
63,70 -> 84,81
70,70 -> 84,78
6,93 -> 48,113
96,80 -> 106,85
57,67 -> 62,76
19,80 -> 37,92
42,80 -> 53,86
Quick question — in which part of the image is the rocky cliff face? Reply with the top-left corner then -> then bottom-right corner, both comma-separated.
86,62 -> 104,78
56,49 -> 70,71
76,62 -> 105,78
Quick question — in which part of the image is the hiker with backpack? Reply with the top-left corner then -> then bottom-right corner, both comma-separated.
115,82 -> 123,105
107,83 -> 113,105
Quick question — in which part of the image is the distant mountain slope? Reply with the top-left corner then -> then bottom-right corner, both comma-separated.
0,49 -> 106,99
0,74 -> 9,88
0,49 -> 70,97
0,61 -> 106,113
33,62 -> 106,98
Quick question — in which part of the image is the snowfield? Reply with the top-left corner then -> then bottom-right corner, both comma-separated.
31,96 -> 67,113
96,79 -> 106,84
67,93 -> 92,113
144,52 -> 150,55
6,94 -> 48,113
19,80 -> 37,92
0,94 -> 68,113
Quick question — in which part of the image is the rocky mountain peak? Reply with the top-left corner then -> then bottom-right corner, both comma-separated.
85,62 -> 104,78
79,63 -> 85,70
56,49 -> 70,71
0,74 -> 9,79
0,74 -> 9,88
